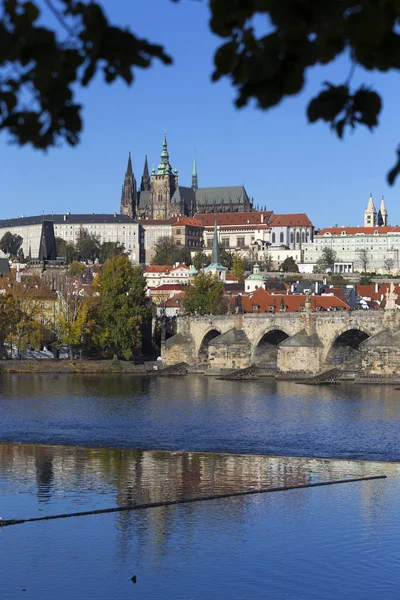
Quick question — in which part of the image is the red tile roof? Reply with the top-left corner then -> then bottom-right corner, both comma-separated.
269,213 -> 313,227
197,211 -> 273,227
173,217 -> 203,228
239,288 -> 349,313
152,284 -> 187,291
144,265 -> 173,273
318,226 -> 400,236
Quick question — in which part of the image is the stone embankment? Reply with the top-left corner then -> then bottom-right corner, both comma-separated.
0,360 -> 155,374
218,366 -> 260,380
158,363 -> 189,376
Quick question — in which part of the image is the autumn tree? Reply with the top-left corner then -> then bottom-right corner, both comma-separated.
57,286 -> 93,357
232,255 -> 245,281
68,261 -> 86,280
97,255 -> 151,359
183,273 -> 228,315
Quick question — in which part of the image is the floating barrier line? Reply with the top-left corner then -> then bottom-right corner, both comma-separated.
0,475 -> 386,528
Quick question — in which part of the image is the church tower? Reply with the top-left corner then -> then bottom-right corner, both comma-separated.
120,153 -> 137,218
140,155 -> 151,192
150,131 -> 178,219
364,193 -> 377,227
378,195 -> 388,226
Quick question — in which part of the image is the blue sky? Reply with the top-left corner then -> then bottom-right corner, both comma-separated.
1,0 -> 399,228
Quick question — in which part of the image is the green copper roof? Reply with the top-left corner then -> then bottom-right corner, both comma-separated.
157,130 -> 173,175
204,263 -> 227,272
246,273 -> 268,280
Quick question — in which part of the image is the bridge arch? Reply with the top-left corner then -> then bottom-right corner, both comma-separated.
325,326 -> 371,371
253,328 -> 290,370
197,328 -> 222,362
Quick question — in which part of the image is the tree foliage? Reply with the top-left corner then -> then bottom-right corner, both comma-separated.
192,250 -> 211,271
357,248 -> 370,273
0,0 -> 171,149
183,273 -> 228,315
0,231 -> 23,259
280,256 -> 299,273
314,247 -> 337,273
209,0 -> 400,183
151,236 -> 190,266
232,254 -> 245,280
68,261 -> 86,279
75,227 -> 100,262
3,1 -> 400,182
97,255 -> 151,359
100,241 -> 125,264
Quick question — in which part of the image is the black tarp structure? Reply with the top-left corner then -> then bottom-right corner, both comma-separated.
38,221 -> 57,261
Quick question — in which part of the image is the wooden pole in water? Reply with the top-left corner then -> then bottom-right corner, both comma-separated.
0,475 -> 387,528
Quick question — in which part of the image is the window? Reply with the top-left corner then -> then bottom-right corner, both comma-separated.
222,238 -> 230,247
176,229 -> 181,235
280,232 -> 284,243
290,232 -> 294,244
272,233 -> 276,244
207,239 -> 213,248
296,232 -> 300,243
236,237 -> 245,248
302,232 -> 305,243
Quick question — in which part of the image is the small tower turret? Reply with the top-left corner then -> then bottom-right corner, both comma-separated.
192,153 -> 198,192
364,193 -> 377,227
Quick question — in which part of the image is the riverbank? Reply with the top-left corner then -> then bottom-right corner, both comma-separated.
0,359 -> 156,374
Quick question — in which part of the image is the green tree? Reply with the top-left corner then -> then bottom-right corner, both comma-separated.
183,273 -> 228,315
68,261 -> 86,280
384,257 -> 395,274
55,236 -> 78,262
280,256 -> 299,273
219,245 -> 234,269
192,251 -> 211,271
97,255 -> 151,359
151,237 -> 190,266
76,228 -> 100,262
314,247 -> 337,273
17,248 -> 25,263
100,241 -> 125,264
2,2 -> 400,184
232,255 -> 245,281
0,232 -> 23,259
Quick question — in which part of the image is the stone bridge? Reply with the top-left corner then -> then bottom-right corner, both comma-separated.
162,310 -> 400,377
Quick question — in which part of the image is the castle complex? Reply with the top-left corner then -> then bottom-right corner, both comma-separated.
120,132 -> 253,219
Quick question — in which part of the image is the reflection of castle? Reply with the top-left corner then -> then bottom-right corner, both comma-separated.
120,132 -> 253,220
0,444 -> 395,561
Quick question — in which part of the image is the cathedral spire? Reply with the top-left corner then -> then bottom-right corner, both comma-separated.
157,130 -> 173,175
211,217 -> 220,265
192,153 -> 198,192
141,155 -> 150,191
120,152 -> 137,218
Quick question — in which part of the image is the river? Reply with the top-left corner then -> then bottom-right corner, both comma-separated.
1,374 -> 400,599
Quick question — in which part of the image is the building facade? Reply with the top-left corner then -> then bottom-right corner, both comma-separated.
0,214 -> 142,264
